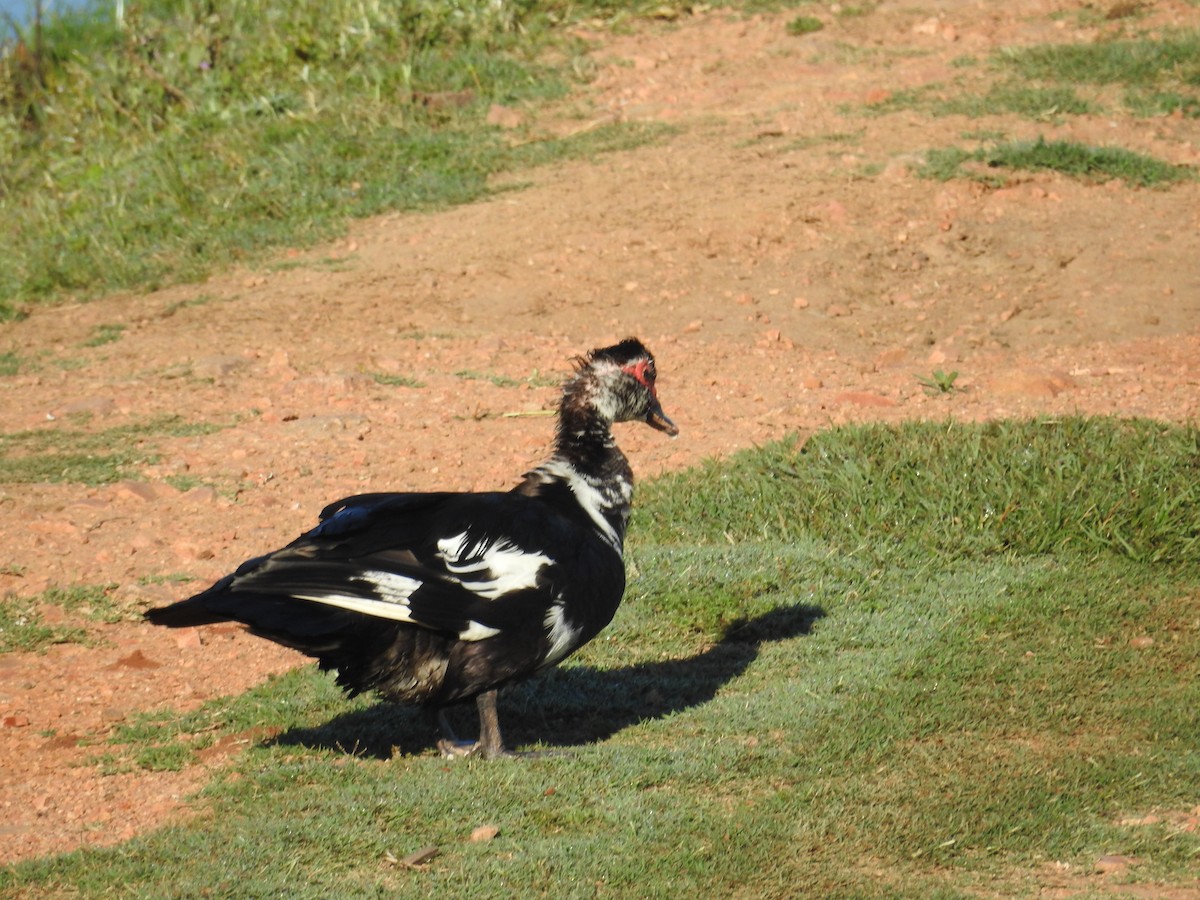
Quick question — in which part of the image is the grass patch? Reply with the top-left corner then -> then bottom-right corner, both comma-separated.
368,372 -> 426,389
2,418 -> 1198,894
934,82 -> 1099,118
0,415 -> 225,485
1000,32 -> 1200,88
0,0 -> 676,312
0,583 -> 124,653
639,418 -> 1200,562
864,82 -> 1098,120
0,594 -> 86,653
918,137 -> 1194,188
786,15 -> 824,36
998,31 -> 1200,118
454,368 -> 561,388
80,323 -> 127,348
861,32 -> 1200,122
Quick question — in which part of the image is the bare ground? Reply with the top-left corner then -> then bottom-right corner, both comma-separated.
1,0 -> 1198,878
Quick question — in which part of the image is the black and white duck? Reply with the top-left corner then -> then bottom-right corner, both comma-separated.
145,338 -> 677,758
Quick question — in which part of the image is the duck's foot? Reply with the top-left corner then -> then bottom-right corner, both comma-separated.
433,691 -> 514,760
436,737 -> 517,760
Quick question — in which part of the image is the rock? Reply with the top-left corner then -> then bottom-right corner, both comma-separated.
987,369 -> 1077,399
173,630 -> 204,651
470,825 -> 501,842
112,481 -> 164,503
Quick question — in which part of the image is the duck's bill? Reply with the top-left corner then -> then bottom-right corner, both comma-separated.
646,399 -> 679,436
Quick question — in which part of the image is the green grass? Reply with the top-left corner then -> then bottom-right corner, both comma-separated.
935,82 -> 1099,118
3,417 -> 1198,895
369,372 -> 426,389
0,584 -> 126,652
864,82 -> 1099,120
80,322 -> 127,347
999,32 -> 1200,88
997,31 -> 1200,120
0,414 -> 225,485
454,368 -> 562,388
0,593 -> 87,652
786,15 -> 824,36
0,0 -> 677,316
918,137 -> 1195,188
861,31 -> 1200,123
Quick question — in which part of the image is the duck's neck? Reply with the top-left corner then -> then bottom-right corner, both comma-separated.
514,383 -> 634,550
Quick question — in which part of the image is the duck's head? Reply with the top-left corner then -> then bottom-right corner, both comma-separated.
570,338 -> 678,437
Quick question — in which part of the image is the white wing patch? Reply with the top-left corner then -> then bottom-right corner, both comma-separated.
294,570 -> 422,622
459,620 -> 502,641
542,599 -> 581,666
436,531 -> 551,600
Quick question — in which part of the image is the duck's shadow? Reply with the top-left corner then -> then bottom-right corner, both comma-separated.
268,604 -> 825,759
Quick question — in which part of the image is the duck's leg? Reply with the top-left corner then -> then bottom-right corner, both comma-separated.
434,691 -> 511,759
474,689 -> 509,759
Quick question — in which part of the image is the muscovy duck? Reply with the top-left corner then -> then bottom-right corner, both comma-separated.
145,338 -> 677,758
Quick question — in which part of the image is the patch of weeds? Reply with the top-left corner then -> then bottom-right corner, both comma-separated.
786,15 -> 824,35
455,369 -> 561,389
368,372 -> 425,388
0,351 -> 20,376
1000,32 -> 1200,88
267,256 -> 356,274
1123,90 -> 1200,119
137,573 -> 197,586
935,83 -> 1099,119
741,0 -> 823,13
87,752 -> 136,777
916,369 -> 959,395
917,138 -> 1194,188
0,594 -> 88,653
134,743 -> 197,773
163,474 -> 209,492
41,583 -> 125,624
0,415 -> 227,485
161,294 -> 215,318
81,323 -> 127,348
859,85 -> 937,115
960,128 -> 1008,142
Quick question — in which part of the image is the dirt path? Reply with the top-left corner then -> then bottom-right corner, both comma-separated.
1,0 -> 1198,866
